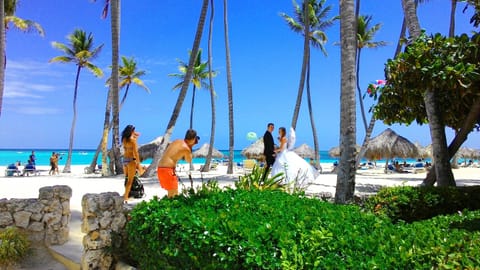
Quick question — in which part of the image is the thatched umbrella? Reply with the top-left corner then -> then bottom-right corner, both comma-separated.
414,142 -> 432,159
241,138 -> 265,161
364,128 -> 419,171
293,143 -> 315,159
328,145 -> 361,158
192,143 -> 224,158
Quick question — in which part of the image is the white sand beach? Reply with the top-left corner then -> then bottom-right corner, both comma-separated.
2,163 -> 480,209
1,163 -> 479,269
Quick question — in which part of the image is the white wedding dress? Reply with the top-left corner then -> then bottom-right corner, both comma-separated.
271,128 -> 318,186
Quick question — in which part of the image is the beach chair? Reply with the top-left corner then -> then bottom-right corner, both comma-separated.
243,159 -> 257,174
412,162 -> 426,174
22,164 -> 38,176
5,164 -> 21,176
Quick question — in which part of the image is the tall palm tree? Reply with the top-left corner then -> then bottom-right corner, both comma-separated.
145,0 -> 209,177
202,0 -> 217,173
224,0 -> 235,174
354,15 -> 387,167
50,29 -> 104,173
449,0 -> 457,37
93,0 -> 121,176
335,0 -> 357,204
280,0 -> 337,168
169,49 -> 216,129
0,0 -> 44,116
88,56 -> 149,174
0,0 -> 5,117
401,0 -> 455,186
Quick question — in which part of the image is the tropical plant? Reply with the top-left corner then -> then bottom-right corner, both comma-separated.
335,0 -> 357,204
202,0 -> 217,173
87,56 -> 149,174
280,0 -> 338,168
353,15 -> 387,167
224,0 -> 235,174
50,29 -> 104,173
235,165 -> 285,191
145,0 -> 209,177
0,227 -> 30,268
169,49 -> 216,129
371,32 -> 480,186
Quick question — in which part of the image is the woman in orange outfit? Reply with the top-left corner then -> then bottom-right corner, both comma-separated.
121,125 -> 143,202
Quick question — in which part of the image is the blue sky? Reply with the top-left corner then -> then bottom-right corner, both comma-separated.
1,0 -> 479,151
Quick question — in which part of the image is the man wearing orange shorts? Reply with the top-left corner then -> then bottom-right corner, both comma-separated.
157,129 -> 199,198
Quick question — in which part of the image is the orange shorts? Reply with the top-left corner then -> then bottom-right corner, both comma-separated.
157,167 -> 178,191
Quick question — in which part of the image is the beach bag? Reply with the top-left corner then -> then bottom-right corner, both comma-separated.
125,174 -> 145,198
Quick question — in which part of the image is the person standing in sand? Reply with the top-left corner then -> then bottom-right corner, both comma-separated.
122,125 -> 144,202
262,123 -> 275,181
157,129 -> 199,198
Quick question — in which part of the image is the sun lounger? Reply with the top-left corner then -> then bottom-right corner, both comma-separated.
4,164 -> 21,176
412,162 -> 426,174
22,164 -> 39,176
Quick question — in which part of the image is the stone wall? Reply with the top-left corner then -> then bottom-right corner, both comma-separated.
0,185 -> 72,245
81,192 -> 129,270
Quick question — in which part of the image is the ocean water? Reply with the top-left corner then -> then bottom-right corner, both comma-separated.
0,149 -> 343,166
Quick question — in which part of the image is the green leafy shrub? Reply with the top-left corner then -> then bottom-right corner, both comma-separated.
364,185 -> 480,222
235,166 -> 284,191
0,227 -> 30,268
126,190 -> 480,269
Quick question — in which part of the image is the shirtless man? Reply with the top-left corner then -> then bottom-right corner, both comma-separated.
157,129 -> 199,198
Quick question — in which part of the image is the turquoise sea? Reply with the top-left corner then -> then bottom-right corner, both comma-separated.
0,149 -> 346,166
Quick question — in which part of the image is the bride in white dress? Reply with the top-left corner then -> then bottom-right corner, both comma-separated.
270,127 -> 318,186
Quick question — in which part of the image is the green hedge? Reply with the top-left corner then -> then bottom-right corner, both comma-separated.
363,185 -> 480,223
126,189 -> 480,269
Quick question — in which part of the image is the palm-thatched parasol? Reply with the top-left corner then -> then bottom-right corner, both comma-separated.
328,145 -> 361,158
192,143 -> 224,158
414,142 -> 432,159
241,138 -> 265,161
364,128 -> 419,171
293,143 -> 315,159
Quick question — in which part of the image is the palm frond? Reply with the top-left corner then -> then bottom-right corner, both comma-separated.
85,63 -> 104,78
132,78 -> 150,93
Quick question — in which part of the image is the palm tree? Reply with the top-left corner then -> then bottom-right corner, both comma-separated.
0,0 -> 5,118
224,0 -> 235,174
280,0 -> 338,168
335,0 -> 357,204
145,0 -> 209,177
50,29 -> 104,173
401,0 -> 455,186
202,0 -> 217,173
354,15 -> 387,167
93,0 -> 121,176
169,49 -> 216,129
0,0 -> 44,116
87,56 -> 149,174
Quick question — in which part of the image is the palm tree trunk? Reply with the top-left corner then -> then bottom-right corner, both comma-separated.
0,0 -> 5,117
189,86 -> 195,129
63,65 -> 82,173
401,0 -> 455,186
356,49 -> 368,131
145,0 -> 209,177
394,17 -> 407,57
202,0 -> 216,173
291,0 -> 310,130
422,97 -> 480,186
424,90 -> 455,186
356,114 -> 375,167
335,0 -> 357,204
306,58 -> 321,170
99,85 -> 113,176
110,0 -> 122,175
449,0 -> 457,38
224,0 -> 235,174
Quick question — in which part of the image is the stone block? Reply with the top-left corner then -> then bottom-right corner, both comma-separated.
0,211 -> 13,227
28,221 -> 44,232
13,210 -> 32,228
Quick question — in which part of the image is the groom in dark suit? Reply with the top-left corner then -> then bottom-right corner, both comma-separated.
262,123 -> 275,181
